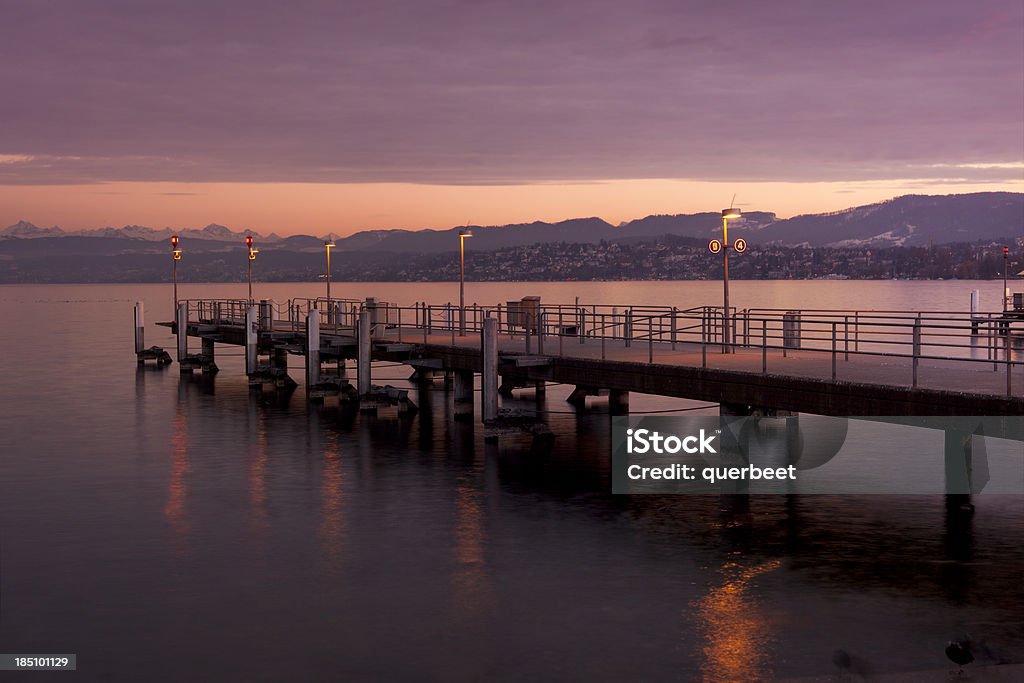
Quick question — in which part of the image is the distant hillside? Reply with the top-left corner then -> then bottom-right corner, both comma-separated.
759,193 -> 1023,247
1,194 -> 1021,284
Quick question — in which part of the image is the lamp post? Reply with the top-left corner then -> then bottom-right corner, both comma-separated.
246,235 -> 258,304
720,208 -> 741,352
324,241 -> 336,301
171,235 -> 182,315
459,229 -> 472,335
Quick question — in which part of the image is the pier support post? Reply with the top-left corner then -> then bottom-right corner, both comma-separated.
566,385 -> 590,407
534,381 -> 546,401
481,317 -> 498,423
200,337 -> 218,374
453,370 -> 474,420
719,403 -> 752,511
134,302 -> 145,355
357,308 -> 371,396
609,389 -> 629,415
273,349 -> 289,371
245,305 -> 258,376
306,309 -> 321,389
176,302 -> 188,367
944,429 -> 973,497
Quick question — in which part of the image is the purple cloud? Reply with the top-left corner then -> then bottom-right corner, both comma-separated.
0,0 -> 1020,185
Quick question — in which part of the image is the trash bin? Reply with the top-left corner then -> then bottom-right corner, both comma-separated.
520,296 -> 541,333
505,301 -> 523,329
783,311 -> 801,349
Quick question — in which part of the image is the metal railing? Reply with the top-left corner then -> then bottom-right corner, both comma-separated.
176,298 -> 1023,396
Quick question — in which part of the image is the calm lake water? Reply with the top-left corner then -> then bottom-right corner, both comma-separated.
0,280 -> 1022,681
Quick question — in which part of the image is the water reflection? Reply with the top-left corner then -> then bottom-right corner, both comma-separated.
166,383 -> 191,551
694,559 -> 782,682
247,397 -> 269,532
319,429 -> 346,566
452,479 -> 493,619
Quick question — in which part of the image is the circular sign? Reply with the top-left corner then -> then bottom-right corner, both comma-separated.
733,237 -> 748,253
708,239 -> 722,254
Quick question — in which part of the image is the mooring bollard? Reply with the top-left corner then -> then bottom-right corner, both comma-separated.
358,309 -> 371,396
306,308 -> 320,389
482,317 -> 498,423
245,305 -> 258,376
134,301 -> 145,354
176,302 -> 188,364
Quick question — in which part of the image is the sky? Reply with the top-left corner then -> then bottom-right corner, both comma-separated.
1,0 -> 1022,235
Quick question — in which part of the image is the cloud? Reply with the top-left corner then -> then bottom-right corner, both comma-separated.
0,0 -> 1020,186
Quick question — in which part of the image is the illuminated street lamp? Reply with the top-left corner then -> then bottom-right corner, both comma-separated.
324,240 -> 336,300
459,228 -> 473,335
709,208 -> 743,352
246,235 -> 259,304
171,235 -> 182,315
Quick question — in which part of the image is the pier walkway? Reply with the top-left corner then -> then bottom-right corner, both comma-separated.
139,296 -> 1023,418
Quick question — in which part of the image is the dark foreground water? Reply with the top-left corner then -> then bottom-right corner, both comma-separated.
1,283 -> 1022,681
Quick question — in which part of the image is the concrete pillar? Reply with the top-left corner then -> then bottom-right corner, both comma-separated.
245,305 -> 258,376
133,302 -> 145,354
453,370 -> 474,420
357,308 -> 371,395
609,389 -> 629,415
306,308 -> 320,389
176,302 -> 188,363
481,317 -> 498,423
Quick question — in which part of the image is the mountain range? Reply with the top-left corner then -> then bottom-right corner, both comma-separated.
2,193 -> 1021,256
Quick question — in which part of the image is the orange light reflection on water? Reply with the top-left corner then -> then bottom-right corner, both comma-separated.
694,558 -> 782,682
452,481 -> 493,619
320,431 -> 346,563
165,402 -> 191,549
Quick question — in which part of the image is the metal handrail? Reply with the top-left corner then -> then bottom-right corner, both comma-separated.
175,297 -> 1021,396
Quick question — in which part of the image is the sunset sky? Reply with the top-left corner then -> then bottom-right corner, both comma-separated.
1,0 -> 1022,235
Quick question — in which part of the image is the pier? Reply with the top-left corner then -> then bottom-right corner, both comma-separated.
136,296 -> 1022,420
